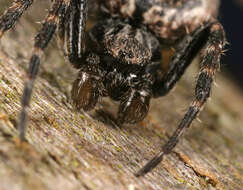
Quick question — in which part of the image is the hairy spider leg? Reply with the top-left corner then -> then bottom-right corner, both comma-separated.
152,22 -> 213,97
66,0 -> 87,66
57,1 -> 69,53
0,0 -> 34,39
18,0 -> 67,141
136,21 -> 226,177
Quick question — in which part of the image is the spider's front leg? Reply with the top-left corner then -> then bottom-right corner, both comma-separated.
65,0 -> 87,66
136,21 -> 226,176
18,0 -> 67,141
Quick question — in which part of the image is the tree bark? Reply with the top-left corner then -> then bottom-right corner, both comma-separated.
0,2 -> 243,190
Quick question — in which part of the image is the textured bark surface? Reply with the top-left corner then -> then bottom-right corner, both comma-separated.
0,1 -> 243,190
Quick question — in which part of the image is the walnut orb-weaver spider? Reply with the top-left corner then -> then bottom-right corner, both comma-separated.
0,0 -> 226,176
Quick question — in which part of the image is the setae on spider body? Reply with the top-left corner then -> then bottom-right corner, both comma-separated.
0,0 -> 226,176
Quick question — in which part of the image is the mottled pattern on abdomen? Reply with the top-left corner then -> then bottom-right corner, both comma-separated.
101,0 -> 219,43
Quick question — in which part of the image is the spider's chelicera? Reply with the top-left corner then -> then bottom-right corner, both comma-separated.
0,0 -> 226,176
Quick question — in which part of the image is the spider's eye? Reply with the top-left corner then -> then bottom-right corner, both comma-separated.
128,51 -> 134,58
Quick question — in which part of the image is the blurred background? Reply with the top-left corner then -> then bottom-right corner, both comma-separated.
220,0 -> 243,86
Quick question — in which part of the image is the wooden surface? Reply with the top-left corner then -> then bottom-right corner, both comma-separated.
0,1 -> 243,190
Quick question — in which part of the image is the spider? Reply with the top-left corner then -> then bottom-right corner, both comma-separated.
0,0 -> 226,177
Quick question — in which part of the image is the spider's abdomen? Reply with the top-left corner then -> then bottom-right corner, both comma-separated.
101,0 -> 219,43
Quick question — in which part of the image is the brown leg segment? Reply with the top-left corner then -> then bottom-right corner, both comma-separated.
0,0 -> 34,39
118,89 -> 151,124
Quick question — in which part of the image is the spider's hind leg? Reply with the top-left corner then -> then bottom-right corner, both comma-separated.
136,21 -> 226,176
0,0 -> 34,39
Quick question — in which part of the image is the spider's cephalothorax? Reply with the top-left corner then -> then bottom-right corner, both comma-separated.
0,0 -> 226,176
71,18 -> 161,124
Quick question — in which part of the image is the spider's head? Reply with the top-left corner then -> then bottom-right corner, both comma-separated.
89,18 -> 160,66
103,25 -> 152,66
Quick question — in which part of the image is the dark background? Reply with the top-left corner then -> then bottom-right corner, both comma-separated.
220,0 -> 243,86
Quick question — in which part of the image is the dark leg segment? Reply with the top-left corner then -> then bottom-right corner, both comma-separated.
152,22 -> 213,97
66,0 -> 87,67
18,0 -> 66,141
136,22 -> 226,177
0,0 -> 34,38
57,1 -> 69,53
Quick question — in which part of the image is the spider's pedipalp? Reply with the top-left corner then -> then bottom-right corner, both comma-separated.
71,52 -> 104,111
0,0 -> 34,38
136,21 -> 226,176
18,0 -> 67,141
118,89 -> 151,124
71,71 -> 100,111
